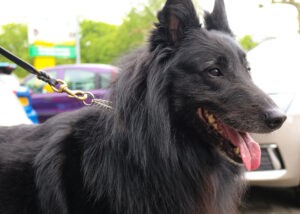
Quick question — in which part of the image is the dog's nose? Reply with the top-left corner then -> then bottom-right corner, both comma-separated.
263,110 -> 287,130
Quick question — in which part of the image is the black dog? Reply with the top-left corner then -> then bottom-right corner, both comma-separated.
0,0 -> 286,213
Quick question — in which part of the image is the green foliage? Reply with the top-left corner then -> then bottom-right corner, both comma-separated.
114,0 -> 163,57
80,0 -> 163,65
0,24 -> 31,78
80,20 -> 118,64
239,35 -> 258,51
112,7 -> 155,59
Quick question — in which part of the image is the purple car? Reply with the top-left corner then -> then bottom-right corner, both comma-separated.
22,64 -> 119,122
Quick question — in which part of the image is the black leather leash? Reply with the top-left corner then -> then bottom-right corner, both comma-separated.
0,47 -> 58,87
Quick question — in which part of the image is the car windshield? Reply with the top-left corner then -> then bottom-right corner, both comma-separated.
248,36 -> 300,94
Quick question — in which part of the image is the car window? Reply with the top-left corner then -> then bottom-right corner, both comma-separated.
98,73 -> 111,89
24,71 -> 57,93
64,69 -> 95,90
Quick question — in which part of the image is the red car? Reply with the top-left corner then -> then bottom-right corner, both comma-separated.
22,64 -> 119,122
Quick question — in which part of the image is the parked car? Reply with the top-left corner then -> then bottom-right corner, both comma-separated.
0,62 -> 38,124
245,35 -> 300,188
22,64 -> 119,122
0,84 -> 33,126
15,86 -> 39,124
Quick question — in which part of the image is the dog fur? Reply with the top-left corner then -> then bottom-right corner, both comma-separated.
0,0 -> 285,213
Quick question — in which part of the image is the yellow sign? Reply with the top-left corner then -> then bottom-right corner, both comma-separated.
33,56 -> 56,70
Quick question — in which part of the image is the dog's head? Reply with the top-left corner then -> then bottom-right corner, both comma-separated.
149,0 -> 286,170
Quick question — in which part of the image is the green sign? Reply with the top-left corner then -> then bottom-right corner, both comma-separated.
29,45 -> 76,58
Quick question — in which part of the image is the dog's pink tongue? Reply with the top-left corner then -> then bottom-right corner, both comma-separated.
224,128 -> 261,171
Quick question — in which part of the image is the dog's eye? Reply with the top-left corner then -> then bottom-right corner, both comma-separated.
208,68 -> 222,77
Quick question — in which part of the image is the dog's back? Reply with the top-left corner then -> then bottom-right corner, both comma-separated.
0,125 -> 39,213
0,107 -> 109,213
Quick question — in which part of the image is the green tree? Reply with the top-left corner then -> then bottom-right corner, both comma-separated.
80,0 -> 163,65
239,35 -> 258,51
0,23 -> 30,78
80,20 -> 118,64
112,0 -> 163,60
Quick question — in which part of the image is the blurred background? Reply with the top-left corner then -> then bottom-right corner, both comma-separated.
1,0 -> 299,77
1,0 -> 300,213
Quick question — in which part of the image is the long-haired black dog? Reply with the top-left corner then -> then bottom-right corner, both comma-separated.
0,0 -> 286,213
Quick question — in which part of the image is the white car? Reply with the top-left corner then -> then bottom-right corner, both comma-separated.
246,35 -> 300,188
0,67 -> 32,126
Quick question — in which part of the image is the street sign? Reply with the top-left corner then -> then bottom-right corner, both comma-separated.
29,45 -> 76,58
28,15 -> 76,45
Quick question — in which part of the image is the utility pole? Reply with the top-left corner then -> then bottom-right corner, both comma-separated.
75,16 -> 81,64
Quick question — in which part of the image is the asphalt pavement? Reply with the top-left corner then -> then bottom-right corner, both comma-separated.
240,186 -> 300,214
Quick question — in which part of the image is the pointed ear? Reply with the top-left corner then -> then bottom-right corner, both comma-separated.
150,0 -> 200,49
204,0 -> 233,36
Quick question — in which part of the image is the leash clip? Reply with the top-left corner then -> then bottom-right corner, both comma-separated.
51,79 -> 88,101
51,79 -> 112,109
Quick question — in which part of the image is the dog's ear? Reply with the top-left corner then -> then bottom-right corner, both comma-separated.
204,0 -> 233,36
150,0 -> 200,49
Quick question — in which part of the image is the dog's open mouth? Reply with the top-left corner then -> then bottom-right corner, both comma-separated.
197,108 -> 261,171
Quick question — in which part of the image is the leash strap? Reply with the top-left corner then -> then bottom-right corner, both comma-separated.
0,46 -> 112,109
0,47 -> 58,87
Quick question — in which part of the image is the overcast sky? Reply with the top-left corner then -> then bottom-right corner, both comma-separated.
0,0 -> 239,25
0,0 -> 298,40
0,0 -> 136,25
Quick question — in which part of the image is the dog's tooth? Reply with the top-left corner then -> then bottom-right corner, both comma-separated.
208,115 -> 215,124
234,147 -> 240,155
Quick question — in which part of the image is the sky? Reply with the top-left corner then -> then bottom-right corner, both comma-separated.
0,0 -> 136,25
0,0 -> 299,40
